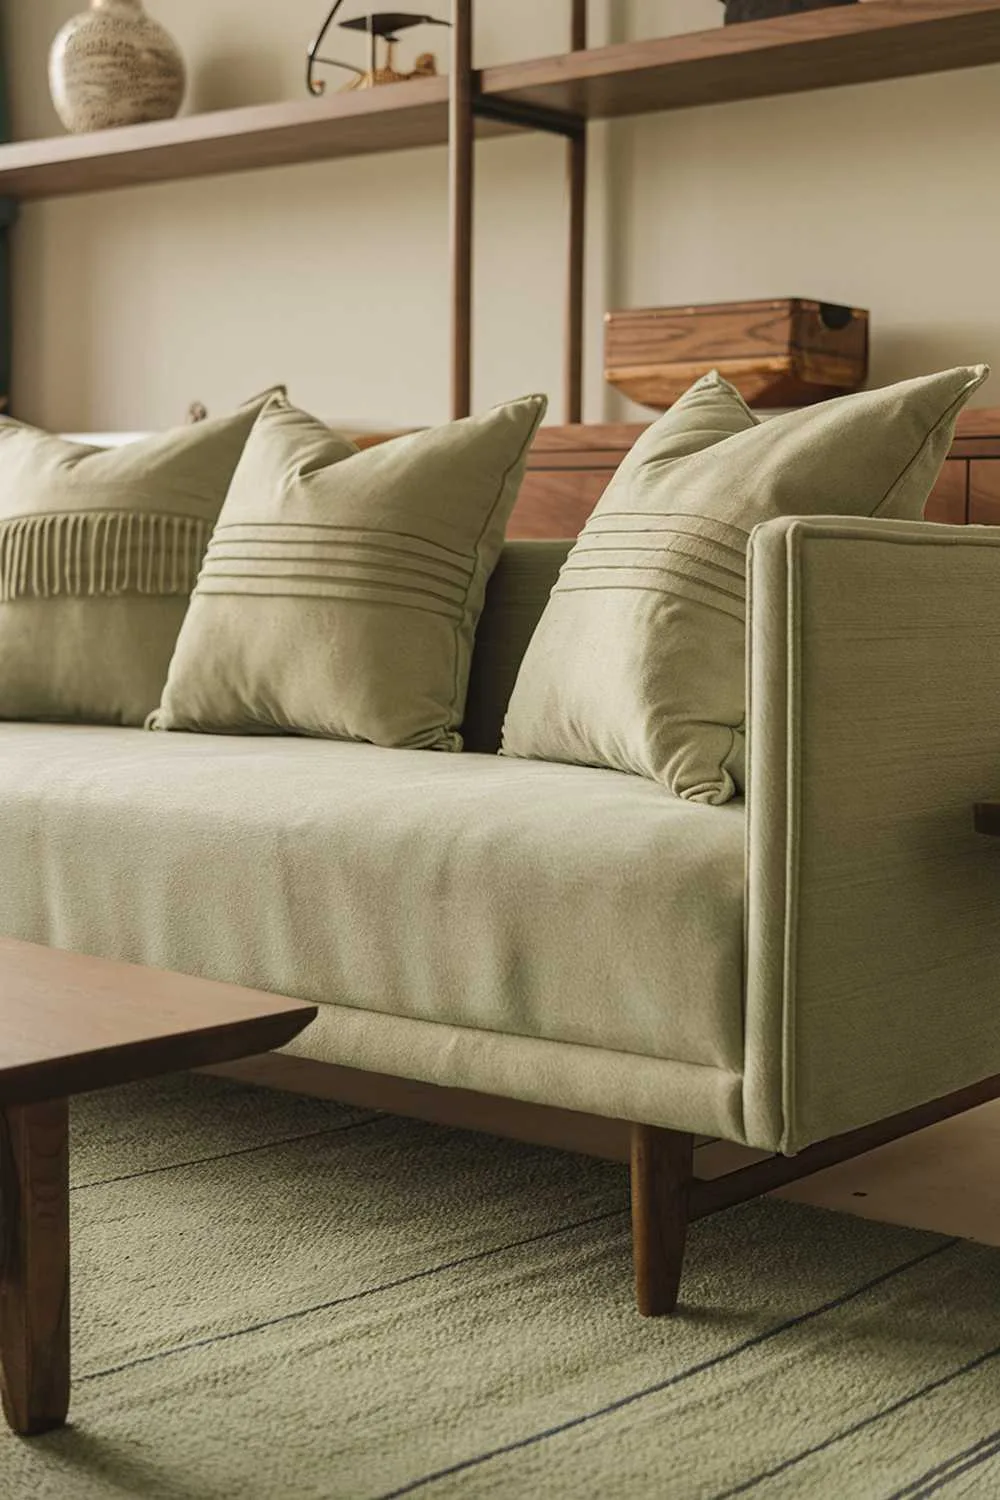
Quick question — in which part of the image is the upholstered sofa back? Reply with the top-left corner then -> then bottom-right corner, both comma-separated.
462,540 -> 571,754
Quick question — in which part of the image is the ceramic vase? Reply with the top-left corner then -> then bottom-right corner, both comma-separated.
49,0 -> 186,134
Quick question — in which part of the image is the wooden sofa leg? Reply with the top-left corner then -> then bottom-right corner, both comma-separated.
630,1124 -> 693,1317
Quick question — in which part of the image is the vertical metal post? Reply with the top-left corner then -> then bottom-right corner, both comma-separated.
367,17 -> 378,80
449,0 -> 474,420
565,0 -> 588,424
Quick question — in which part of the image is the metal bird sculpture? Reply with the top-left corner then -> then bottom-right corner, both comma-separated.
307,4 -> 450,94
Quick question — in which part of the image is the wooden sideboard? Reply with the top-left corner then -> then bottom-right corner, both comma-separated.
512,408 -> 1000,538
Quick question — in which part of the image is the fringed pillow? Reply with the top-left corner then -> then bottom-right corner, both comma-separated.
0,398 -> 271,725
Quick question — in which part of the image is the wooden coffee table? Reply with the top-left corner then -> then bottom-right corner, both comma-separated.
0,938 -> 316,1437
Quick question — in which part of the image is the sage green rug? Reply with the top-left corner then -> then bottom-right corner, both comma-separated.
3,1075 -> 1000,1500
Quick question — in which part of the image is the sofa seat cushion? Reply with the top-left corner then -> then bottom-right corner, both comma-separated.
0,725 -> 746,1072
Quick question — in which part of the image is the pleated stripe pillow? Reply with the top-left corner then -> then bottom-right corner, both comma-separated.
501,365 -> 988,803
150,393 -> 547,748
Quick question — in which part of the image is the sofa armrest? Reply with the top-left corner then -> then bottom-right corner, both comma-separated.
744,515 -> 1000,1153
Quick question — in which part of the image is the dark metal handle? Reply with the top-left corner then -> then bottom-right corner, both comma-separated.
307,2 -> 355,95
307,6 -> 450,95
818,302 -> 853,332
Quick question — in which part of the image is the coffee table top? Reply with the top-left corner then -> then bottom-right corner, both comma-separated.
0,939 -> 317,1105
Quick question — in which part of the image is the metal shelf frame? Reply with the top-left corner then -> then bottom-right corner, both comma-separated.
448,0 -> 588,422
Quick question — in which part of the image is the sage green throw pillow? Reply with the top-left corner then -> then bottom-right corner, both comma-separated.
0,398 -> 272,725
150,393 -> 547,748
501,364 -> 988,804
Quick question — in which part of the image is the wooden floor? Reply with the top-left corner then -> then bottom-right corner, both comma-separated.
765,1101 -> 1000,1245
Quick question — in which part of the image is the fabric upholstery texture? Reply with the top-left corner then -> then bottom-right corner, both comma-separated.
0,401 -> 271,725
744,514 -> 1000,1152
501,365 -> 988,804
5,522 -> 1000,1150
150,394 -> 547,749
271,1001 -> 745,1141
0,721 -> 746,1137
463,539 -> 571,753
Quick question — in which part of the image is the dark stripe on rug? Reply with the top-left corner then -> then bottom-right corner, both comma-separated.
373,1238 -> 960,1500
886,1427 -> 1000,1499
710,1343 -> 1000,1498
72,1114 -> 383,1190
76,1107 -> 651,1193
77,1205 -> 627,1384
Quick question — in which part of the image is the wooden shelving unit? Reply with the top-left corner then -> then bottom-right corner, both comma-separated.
485,0 -> 1000,120
0,77 -> 521,202
5,0 -> 1000,419
3,2 -> 1000,202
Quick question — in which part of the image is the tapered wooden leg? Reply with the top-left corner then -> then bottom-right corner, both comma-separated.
0,1099 -> 70,1435
630,1124 -> 693,1317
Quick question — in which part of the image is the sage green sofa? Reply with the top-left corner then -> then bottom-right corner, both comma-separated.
3,517 -> 1000,1312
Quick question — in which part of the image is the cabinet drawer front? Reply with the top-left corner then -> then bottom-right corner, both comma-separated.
924,460 -> 968,524
970,460 -> 1000,525
508,472 -> 611,539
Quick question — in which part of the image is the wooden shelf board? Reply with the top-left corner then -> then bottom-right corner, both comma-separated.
482,1 -> 1000,121
4,2 -> 1000,200
531,406 -> 1000,457
0,79 -> 516,201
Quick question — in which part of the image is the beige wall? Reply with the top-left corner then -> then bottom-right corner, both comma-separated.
7,0 -> 620,430
4,0 -> 999,430
621,0 -> 1000,415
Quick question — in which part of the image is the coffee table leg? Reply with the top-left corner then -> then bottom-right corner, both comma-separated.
0,1099 -> 70,1435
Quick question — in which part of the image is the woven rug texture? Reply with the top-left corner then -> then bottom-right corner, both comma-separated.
2,1074 -> 999,1500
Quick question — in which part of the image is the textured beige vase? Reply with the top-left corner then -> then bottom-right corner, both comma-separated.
49,0 -> 186,134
